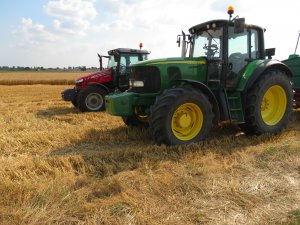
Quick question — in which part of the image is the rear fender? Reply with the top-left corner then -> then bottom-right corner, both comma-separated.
174,79 -> 220,124
237,59 -> 292,92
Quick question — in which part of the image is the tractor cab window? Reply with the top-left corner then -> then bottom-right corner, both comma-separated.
119,54 -> 143,76
119,55 -> 128,76
226,27 -> 259,88
191,27 -> 223,60
107,56 -> 117,69
228,29 -> 248,75
140,54 -> 149,61
127,55 -> 139,66
250,30 -> 259,59
191,26 -> 224,83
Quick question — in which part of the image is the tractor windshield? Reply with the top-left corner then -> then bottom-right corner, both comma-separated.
191,27 -> 223,60
118,53 -> 149,75
107,53 -> 148,69
119,53 -> 149,68
107,56 -> 118,69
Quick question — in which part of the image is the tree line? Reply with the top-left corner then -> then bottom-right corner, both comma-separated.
0,66 -> 98,71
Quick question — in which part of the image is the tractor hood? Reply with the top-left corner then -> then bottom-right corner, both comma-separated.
76,68 -> 112,81
129,57 -> 208,90
131,57 -> 207,67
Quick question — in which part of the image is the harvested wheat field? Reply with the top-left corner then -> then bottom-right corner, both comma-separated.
0,71 -> 95,85
0,85 -> 299,225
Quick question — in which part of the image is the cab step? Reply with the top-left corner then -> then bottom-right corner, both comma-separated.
225,91 -> 245,124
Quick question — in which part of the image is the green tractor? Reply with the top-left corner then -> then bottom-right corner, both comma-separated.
105,6 -> 294,145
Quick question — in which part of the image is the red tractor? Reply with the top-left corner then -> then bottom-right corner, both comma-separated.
61,47 -> 150,112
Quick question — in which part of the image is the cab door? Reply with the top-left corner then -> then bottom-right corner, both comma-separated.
226,27 -> 260,89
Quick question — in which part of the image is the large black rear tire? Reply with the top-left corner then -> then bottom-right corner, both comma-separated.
241,70 -> 293,135
149,88 -> 214,145
77,86 -> 107,112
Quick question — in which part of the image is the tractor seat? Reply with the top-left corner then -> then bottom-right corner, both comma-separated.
228,52 -> 248,74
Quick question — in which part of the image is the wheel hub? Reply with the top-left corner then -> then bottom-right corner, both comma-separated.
86,93 -> 103,110
171,103 -> 203,141
176,111 -> 192,128
261,98 -> 270,111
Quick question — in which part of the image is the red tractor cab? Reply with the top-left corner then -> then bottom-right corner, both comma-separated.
61,48 -> 150,112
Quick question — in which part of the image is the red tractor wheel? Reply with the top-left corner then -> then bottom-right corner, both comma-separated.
77,86 -> 107,112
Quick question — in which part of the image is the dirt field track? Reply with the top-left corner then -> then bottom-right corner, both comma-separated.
0,84 -> 299,224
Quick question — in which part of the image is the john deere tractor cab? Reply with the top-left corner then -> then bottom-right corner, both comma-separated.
105,6 -> 293,145
61,46 -> 150,112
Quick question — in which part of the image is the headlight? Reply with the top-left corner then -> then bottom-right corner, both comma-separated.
129,80 -> 144,87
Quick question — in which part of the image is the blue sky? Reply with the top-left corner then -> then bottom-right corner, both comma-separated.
0,0 -> 299,68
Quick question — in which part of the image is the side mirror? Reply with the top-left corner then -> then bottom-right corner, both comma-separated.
234,18 -> 245,33
177,36 -> 181,47
98,54 -> 103,70
265,48 -> 276,59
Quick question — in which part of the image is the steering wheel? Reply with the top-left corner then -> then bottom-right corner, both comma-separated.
203,44 -> 219,58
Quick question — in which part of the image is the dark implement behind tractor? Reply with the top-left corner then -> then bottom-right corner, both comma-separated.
282,32 -> 300,108
105,6 -> 296,145
61,47 -> 150,112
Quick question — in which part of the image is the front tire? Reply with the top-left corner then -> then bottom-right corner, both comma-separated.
71,99 -> 77,108
149,88 -> 214,145
242,70 -> 293,135
77,86 -> 107,112
122,106 -> 148,126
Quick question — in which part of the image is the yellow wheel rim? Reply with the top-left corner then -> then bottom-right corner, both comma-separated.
261,85 -> 287,126
171,103 -> 203,141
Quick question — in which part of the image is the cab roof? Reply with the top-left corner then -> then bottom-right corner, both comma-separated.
108,48 -> 150,55
188,19 -> 264,34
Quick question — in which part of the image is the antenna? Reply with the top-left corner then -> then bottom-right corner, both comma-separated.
294,32 -> 300,54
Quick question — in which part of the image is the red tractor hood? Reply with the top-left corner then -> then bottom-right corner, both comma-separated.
76,68 -> 112,81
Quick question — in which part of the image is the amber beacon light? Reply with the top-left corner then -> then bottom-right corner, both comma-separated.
227,6 -> 234,20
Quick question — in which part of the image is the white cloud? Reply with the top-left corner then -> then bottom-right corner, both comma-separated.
6,0 -> 300,67
12,18 -> 60,44
44,0 -> 97,20
44,0 -> 97,34
13,0 -> 98,47
92,23 -> 109,32
98,0 -> 210,31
